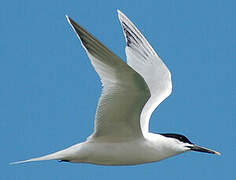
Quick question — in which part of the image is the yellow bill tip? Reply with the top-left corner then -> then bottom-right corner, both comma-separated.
214,151 -> 221,156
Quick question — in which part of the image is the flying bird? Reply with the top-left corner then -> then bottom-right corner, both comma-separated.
11,10 -> 220,166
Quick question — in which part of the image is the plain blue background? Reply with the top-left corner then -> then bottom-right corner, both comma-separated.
1,0 -> 235,179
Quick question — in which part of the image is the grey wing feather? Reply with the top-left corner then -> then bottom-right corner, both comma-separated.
66,16 -> 150,139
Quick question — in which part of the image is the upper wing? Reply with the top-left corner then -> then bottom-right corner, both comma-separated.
117,10 -> 172,134
66,16 -> 150,140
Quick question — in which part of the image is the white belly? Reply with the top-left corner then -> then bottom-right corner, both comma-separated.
67,136 -> 180,165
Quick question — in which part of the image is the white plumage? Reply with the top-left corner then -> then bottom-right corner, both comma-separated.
11,10 -> 219,166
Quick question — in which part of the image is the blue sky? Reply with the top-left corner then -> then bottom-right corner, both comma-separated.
1,0 -> 235,179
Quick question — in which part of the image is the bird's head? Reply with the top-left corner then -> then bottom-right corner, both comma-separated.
161,133 -> 221,155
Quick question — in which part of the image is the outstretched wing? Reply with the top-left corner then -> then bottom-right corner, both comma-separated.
66,16 -> 150,140
118,10 -> 172,134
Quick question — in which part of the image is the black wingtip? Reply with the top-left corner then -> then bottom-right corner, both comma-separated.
66,15 -> 75,26
65,15 -> 71,22
66,15 -> 82,31
66,15 -> 83,37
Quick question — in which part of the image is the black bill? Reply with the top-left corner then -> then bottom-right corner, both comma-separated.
188,145 -> 221,155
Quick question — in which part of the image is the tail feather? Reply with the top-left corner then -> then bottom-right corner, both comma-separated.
10,149 -> 69,165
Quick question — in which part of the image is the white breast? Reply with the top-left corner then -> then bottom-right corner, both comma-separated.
67,134 -> 182,165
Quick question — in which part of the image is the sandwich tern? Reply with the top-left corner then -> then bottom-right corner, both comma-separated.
11,10 -> 220,166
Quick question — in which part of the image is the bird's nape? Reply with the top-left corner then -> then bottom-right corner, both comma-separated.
160,133 -> 193,144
